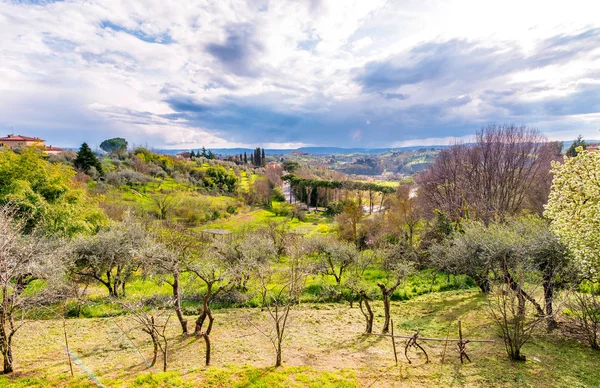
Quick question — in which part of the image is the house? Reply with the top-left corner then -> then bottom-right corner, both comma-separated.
0,134 -> 44,148
0,134 -> 63,155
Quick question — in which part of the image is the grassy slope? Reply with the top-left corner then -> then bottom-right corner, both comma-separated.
199,206 -> 334,235
4,290 -> 599,387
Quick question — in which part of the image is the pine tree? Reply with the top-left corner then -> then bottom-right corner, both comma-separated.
74,143 -> 103,175
201,147 -> 208,158
207,149 -> 215,160
190,150 -> 196,158
566,135 -> 587,157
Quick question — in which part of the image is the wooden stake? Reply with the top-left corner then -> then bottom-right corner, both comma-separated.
441,325 -> 450,365
391,319 -> 398,365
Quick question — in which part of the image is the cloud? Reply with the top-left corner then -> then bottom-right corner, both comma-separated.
0,0 -> 599,148
205,23 -> 264,77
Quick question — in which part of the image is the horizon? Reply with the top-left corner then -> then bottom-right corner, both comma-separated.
2,1 -> 600,148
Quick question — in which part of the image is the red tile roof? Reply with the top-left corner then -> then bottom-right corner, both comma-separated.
44,145 -> 63,151
0,134 -> 44,142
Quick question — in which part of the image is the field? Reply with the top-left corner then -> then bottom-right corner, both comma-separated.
4,289 -> 600,387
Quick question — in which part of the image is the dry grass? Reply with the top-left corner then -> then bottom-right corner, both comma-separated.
5,290 -> 600,387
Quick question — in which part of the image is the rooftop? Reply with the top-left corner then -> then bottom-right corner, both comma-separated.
0,134 -> 44,142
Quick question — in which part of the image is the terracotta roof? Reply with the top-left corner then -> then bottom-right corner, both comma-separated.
0,134 -> 44,142
44,145 -> 63,151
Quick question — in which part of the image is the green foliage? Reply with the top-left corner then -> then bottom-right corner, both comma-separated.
566,135 -> 587,157
282,160 -> 300,172
0,147 -> 105,235
74,142 -> 103,175
100,137 -> 128,155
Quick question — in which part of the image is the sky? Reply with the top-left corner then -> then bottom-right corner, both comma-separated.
1,0 -> 600,149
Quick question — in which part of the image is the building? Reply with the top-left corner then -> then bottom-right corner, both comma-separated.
0,134 -> 63,155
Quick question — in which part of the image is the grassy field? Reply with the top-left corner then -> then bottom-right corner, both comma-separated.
198,207 -> 334,235
4,290 -> 599,387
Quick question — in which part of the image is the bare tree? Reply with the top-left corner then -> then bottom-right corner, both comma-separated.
488,270 -> 547,361
568,283 -> 600,350
418,124 -> 549,223
377,248 -> 414,332
120,300 -> 172,371
0,205 -> 64,373
253,242 -> 308,367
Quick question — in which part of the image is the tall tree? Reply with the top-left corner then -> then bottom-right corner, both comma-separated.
545,147 -> 600,278
418,124 -> 549,223
74,143 -> 103,175
261,148 -> 266,166
566,135 -> 587,157
99,137 -> 128,156
244,152 -> 247,164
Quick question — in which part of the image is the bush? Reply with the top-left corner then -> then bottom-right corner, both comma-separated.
326,202 -> 344,216
272,202 -> 292,217
226,205 -> 236,214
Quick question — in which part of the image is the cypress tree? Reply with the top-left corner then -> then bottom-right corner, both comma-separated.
74,143 -> 103,175
244,152 -> 247,164
261,148 -> 266,166
250,153 -> 254,165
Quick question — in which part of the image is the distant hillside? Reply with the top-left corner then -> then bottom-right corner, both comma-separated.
158,145 -> 450,156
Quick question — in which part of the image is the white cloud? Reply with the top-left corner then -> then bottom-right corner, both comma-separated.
0,0 -> 599,148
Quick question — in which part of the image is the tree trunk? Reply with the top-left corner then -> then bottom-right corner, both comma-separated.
150,334 -> 158,366
382,292 -> 391,332
275,341 -> 282,367
195,283 -> 212,335
359,291 -> 374,334
543,277 -> 556,331
203,333 -> 211,366
172,273 -> 188,334
162,342 -> 168,372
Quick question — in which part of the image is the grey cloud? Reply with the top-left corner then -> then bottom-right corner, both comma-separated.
205,23 -> 264,77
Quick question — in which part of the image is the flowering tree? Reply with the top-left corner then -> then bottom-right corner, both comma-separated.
545,148 -> 600,279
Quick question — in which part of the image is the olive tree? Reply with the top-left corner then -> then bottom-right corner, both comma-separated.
71,215 -> 147,298
345,250 -> 377,333
140,225 -> 201,334
306,234 -> 359,285
188,232 -> 275,365
0,205 -> 65,373
378,245 -> 415,332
